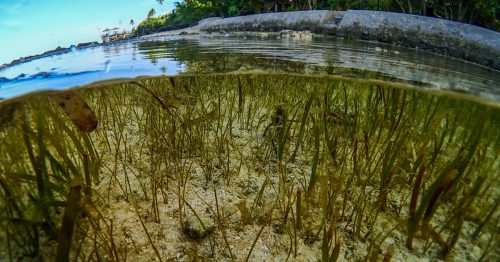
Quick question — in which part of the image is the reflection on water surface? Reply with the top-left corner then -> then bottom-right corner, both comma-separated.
0,35 -> 499,101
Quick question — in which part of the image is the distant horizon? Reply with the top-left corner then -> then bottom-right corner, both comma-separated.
0,0 -> 174,65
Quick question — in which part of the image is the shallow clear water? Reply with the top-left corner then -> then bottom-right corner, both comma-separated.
0,34 -> 499,261
1,74 -> 498,261
1,34 -> 499,101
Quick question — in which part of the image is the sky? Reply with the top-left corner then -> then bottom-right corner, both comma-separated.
0,0 -> 175,65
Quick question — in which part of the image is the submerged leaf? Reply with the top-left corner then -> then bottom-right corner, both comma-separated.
0,101 -> 18,130
236,200 -> 253,225
56,176 -> 82,261
51,91 -> 98,132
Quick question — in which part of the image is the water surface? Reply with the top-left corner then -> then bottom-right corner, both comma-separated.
1,34 -> 499,101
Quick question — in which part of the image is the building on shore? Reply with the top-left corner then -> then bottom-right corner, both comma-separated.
101,27 -> 130,43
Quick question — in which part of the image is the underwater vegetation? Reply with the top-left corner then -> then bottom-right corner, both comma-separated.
0,74 -> 498,261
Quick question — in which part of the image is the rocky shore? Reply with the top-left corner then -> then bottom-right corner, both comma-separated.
147,10 -> 500,70
2,10 -> 499,71
0,42 -> 99,71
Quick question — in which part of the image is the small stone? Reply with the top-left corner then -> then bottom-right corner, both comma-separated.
183,214 -> 215,239
375,47 -> 383,52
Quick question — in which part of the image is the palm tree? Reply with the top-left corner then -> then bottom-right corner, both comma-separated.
130,19 -> 135,26
157,0 -> 164,4
147,8 -> 156,18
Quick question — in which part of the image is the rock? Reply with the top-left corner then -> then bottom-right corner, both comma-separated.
195,10 -> 500,70
183,214 -> 215,239
280,30 -> 312,39
76,42 -> 98,48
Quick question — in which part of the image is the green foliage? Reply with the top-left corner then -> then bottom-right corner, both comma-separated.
228,3 -> 239,16
474,0 -> 500,30
147,8 -> 156,18
135,17 -> 167,35
133,0 -> 498,36
134,0 -> 222,35
169,0 -> 219,26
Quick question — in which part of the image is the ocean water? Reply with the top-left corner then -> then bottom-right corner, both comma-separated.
0,35 -> 498,261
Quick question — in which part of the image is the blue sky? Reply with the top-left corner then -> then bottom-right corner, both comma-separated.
0,0 -> 175,65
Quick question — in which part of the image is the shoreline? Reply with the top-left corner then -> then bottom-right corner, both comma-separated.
2,10 -> 499,71
0,41 -> 99,71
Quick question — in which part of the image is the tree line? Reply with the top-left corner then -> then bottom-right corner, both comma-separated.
133,0 -> 498,35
